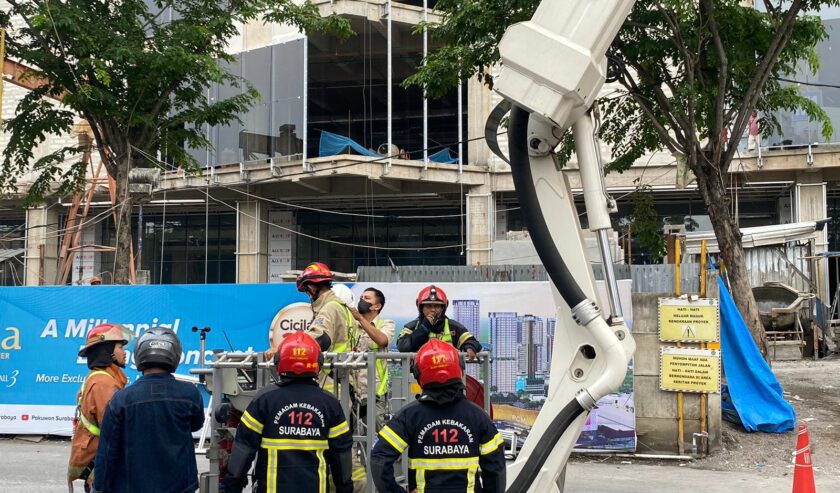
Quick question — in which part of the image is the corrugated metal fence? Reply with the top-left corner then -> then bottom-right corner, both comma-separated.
357,264 -> 703,293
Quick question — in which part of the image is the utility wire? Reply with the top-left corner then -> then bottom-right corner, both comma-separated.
773,76 -> 840,89
200,188 -> 481,251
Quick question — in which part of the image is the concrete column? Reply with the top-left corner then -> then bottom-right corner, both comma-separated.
467,76 -> 492,167
236,200 -> 269,284
794,170 -> 828,301
466,187 -> 494,265
24,205 -> 60,286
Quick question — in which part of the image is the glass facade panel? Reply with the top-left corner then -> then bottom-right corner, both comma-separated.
197,40 -> 306,167
0,218 -> 25,286
99,212 -> 236,284
295,210 -> 463,272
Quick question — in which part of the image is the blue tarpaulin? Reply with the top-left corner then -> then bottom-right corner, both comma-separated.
718,277 -> 796,432
428,148 -> 458,164
318,131 -> 458,163
319,130 -> 379,158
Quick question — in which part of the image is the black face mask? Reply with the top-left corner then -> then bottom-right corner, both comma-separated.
357,300 -> 373,314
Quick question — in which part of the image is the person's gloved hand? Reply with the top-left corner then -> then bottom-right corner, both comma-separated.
224,475 -> 247,493
418,318 -> 435,334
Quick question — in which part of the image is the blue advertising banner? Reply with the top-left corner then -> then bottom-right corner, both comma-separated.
0,284 -> 308,435
0,281 -> 635,452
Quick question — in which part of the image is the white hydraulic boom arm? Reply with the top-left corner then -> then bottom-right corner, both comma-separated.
489,1 -> 637,491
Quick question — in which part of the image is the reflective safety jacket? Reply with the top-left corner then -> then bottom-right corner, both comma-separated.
68,364 -> 127,483
397,317 -> 482,354
224,379 -> 354,493
307,290 -> 355,394
370,395 -> 506,493
351,317 -> 396,400
308,289 -> 353,353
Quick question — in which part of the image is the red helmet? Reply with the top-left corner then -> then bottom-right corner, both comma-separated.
416,285 -> 448,312
78,323 -> 134,357
296,262 -> 333,292
414,339 -> 462,387
277,331 -> 322,376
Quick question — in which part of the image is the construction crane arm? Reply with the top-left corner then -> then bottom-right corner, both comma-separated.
489,1 -> 638,491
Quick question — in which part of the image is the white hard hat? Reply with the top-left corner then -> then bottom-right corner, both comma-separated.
332,284 -> 355,307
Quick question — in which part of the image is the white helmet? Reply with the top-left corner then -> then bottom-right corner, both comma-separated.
332,284 -> 355,307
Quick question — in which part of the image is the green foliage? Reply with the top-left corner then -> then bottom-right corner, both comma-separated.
404,0 -> 537,97
408,0 -> 837,175
628,186 -> 666,262
0,0 -> 350,204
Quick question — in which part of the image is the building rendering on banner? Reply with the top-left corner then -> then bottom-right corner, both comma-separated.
451,299 -> 481,379
2,0 -> 840,316
488,311 -> 552,397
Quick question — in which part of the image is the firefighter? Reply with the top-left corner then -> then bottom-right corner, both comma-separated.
224,331 -> 354,493
396,285 -> 482,360
91,327 -> 205,493
297,262 -> 355,391
370,339 -> 506,493
67,323 -> 132,493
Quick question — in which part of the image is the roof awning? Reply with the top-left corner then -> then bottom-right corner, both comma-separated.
0,248 -> 25,263
683,221 -> 826,255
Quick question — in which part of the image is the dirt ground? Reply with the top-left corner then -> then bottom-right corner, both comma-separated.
569,355 -> 840,488
689,355 -> 839,479
571,355 -> 840,483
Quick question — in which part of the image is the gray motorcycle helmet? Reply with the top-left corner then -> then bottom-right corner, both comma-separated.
135,327 -> 182,372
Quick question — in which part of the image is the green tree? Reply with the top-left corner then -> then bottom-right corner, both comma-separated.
408,0 -> 837,355
0,0 -> 349,284
628,185 -> 666,263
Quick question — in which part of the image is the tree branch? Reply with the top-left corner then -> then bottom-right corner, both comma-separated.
703,0 -> 729,166
616,72 -> 682,154
628,59 -> 692,137
724,0 -> 805,166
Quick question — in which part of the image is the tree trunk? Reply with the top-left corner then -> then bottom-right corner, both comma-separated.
112,162 -> 135,285
691,156 -> 767,357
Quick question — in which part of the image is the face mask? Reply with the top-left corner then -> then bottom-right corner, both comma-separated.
358,300 -> 373,314
307,286 -> 320,302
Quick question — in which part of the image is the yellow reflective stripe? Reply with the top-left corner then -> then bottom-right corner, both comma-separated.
267,448 -> 277,493
79,413 -> 101,436
431,320 -> 453,344
480,433 -> 504,455
408,457 -> 479,468
417,468 -> 427,493
378,425 -> 408,453
457,331 -> 473,349
241,411 -> 264,434
376,359 -> 390,396
399,328 -> 413,336
317,449 -> 327,493
77,370 -> 113,436
369,320 -> 391,397
352,467 -> 367,481
329,420 -> 350,439
261,437 -> 328,449
328,300 -> 356,350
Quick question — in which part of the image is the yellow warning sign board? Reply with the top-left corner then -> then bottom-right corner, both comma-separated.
660,347 -> 721,394
658,298 -> 720,342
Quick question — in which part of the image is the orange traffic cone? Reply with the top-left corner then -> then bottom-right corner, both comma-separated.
792,424 -> 816,493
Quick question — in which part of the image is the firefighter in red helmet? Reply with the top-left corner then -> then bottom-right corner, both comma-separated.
225,331 -> 353,493
295,262 -> 354,355
68,323 -> 132,492
396,285 -> 481,360
371,339 -> 505,493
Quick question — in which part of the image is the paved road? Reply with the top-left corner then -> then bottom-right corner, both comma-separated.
2,439 -> 838,492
